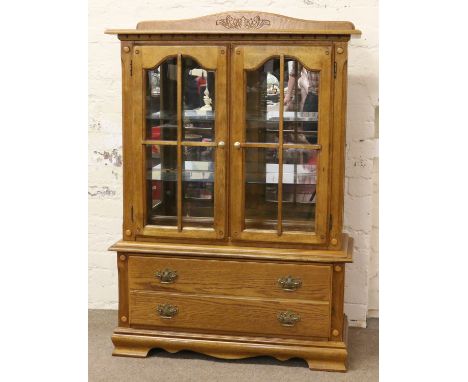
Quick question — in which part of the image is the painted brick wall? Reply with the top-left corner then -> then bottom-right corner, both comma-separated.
88,0 -> 379,327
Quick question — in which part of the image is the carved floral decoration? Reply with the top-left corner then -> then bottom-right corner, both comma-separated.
216,15 -> 271,30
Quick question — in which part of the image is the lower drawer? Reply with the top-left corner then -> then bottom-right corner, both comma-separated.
129,291 -> 330,339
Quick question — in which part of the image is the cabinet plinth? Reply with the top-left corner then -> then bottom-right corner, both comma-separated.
107,10 -> 359,372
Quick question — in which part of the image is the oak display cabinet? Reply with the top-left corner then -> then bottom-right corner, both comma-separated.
106,11 -> 361,371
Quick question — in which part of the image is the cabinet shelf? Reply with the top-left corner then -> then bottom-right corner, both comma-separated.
148,173 -> 214,182
149,161 -> 214,182
147,124 -> 213,131
246,181 -> 316,185
265,199 -> 315,204
246,111 -> 318,123
147,110 -> 215,121
184,196 -> 213,201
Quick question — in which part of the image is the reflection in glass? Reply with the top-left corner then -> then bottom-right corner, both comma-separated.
146,58 -> 178,141
243,56 -> 321,235
245,58 -> 320,145
144,56 -> 218,230
246,58 -> 280,143
244,148 -> 279,230
282,148 -> 318,232
182,146 -> 215,228
181,57 -> 216,228
182,58 -> 215,142
283,58 -> 320,144
146,145 -> 178,226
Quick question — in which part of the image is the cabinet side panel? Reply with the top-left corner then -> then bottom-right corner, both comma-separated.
117,253 -> 130,327
329,42 -> 349,249
121,41 -> 135,240
330,263 -> 345,340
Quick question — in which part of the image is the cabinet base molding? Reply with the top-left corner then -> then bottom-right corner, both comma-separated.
112,317 -> 349,372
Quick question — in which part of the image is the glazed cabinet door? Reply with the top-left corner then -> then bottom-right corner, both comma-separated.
132,46 -> 227,239
231,45 -> 332,244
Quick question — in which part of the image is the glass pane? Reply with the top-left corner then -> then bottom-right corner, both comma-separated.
146,58 -> 178,141
182,57 -> 215,142
244,147 -> 278,230
283,58 -> 319,144
146,145 -> 178,226
246,58 -> 280,143
282,148 -> 318,232
182,146 -> 215,228
181,56 -> 216,229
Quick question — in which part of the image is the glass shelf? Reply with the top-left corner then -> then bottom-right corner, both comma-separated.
146,123 -> 213,131
147,110 -> 215,121
246,111 -> 318,123
148,161 -> 214,182
246,164 -> 317,184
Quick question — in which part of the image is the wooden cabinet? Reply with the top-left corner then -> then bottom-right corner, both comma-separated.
106,11 -> 360,371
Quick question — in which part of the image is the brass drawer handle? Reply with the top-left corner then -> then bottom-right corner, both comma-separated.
157,304 -> 178,319
278,275 -> 302,291
155,268 -> 178,284
277,311 -> 301,327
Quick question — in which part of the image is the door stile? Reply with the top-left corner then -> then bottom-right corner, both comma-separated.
230,47 -> 245,240
313,53 -> 332,242
213,47 -> 228,238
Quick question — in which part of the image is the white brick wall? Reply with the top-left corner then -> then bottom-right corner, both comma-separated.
88,0 -> 379,325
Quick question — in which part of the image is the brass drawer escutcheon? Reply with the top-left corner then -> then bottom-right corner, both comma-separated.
155,268 -> 178,284
157,304 -> 178,319
277,275 -> 302,291
277,311 -> 301,327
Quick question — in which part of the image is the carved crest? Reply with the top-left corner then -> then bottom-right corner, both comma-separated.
216,15 -> 271,30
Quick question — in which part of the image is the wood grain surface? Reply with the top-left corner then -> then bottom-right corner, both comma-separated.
111,326 -> 348,371
128,256 -> 332,301
129,290 -> 330,339
105,11 -> 360,36
109,233 -> 353,262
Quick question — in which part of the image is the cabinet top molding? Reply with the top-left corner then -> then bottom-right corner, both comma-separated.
105,11 -> 361,36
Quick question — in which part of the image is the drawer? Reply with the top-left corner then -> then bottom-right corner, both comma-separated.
129,291 -> 330,339
128,256 -> 331,301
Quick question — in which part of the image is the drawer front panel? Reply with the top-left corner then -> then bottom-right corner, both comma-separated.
128,256 -> 331,301
129,291 -> 330,339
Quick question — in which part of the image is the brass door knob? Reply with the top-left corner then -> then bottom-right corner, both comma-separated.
234,142 -> 241,149
218,141 -> 225,147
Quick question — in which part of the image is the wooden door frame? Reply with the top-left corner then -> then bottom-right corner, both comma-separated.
131,45 -> 228,240
230,44 -> 333,245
